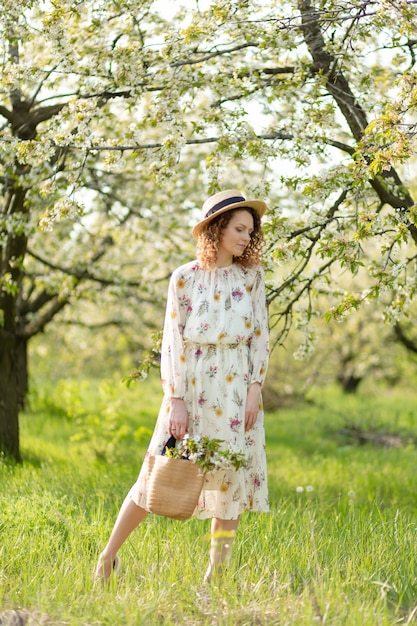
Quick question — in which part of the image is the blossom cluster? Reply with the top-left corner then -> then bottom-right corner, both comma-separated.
165,434 -> 247,474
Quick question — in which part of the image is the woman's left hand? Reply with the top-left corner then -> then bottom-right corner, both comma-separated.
245,383 -> 262,432
169,397 -> 189,440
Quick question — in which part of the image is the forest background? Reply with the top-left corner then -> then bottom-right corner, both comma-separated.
2,0 -> 417,461
1,0 -> 417,551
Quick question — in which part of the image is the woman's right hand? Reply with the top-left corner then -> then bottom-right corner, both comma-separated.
169,398 -> 189,440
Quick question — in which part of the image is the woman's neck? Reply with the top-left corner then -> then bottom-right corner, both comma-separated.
215,251 -> 233,268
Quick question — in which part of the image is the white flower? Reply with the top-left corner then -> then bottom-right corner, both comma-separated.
170,435 -> 247,472
296,486 -> 304,493
306,485 -> 314,492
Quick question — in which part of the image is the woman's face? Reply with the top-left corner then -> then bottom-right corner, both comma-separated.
217,209 -> 254,264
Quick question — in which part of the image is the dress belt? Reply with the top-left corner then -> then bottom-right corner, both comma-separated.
184,340 -> 249,349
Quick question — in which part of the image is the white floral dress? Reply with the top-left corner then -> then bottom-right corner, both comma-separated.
129,260 -> 270,520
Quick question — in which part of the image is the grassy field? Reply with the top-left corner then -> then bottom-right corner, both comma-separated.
1,375 -> 417,625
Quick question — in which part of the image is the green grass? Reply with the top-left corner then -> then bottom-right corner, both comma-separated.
1,377 -> 417,625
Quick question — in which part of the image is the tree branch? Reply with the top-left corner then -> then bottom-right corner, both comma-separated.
298,0 -> 416,235
19,297 -> 69,339
394,323 -> 417,354
0,105 -> 13,123
172,42 -> 258,66
59,318 -> 126,330
40,130 -> 354,155
26,248 -> 145,288
298,0 -> 369,140
31,103 -> 66,127
19,289 -> 55,318
267,189 -> 349,302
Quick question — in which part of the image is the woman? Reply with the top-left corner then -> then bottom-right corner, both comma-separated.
95,189 -> 270,583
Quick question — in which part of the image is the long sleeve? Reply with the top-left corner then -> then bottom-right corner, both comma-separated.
249,266 -> 269,386
160,268 -> 190,399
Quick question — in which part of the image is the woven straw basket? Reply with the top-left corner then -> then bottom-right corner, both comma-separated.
147,455 -> 204,520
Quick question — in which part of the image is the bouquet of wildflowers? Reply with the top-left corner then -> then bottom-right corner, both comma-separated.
165,434 -> 247,473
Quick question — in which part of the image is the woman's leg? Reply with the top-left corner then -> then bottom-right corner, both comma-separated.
204,517 -> 239,583
95,495 -> 148,578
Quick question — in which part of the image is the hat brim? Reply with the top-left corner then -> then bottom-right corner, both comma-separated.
191,199 -> 267,238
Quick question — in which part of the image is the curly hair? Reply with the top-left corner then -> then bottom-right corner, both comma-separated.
196,207 -> 264,270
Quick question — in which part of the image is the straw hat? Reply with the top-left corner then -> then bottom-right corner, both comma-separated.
191,189 -> 268,238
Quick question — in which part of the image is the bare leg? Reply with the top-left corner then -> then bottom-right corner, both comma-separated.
95,495 -> 148,579
204,517 -> 239,583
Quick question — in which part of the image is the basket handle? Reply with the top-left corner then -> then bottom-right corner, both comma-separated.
161,435 -> 177,456
161,435 -> 191,460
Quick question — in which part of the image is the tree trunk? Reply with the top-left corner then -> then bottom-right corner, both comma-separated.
1,177 -> 28,461
16,337 -> 28,409
0,328 -> 21,461
337,372 -> 362,394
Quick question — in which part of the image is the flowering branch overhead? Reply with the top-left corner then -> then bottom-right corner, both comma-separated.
2,0 -> 417,460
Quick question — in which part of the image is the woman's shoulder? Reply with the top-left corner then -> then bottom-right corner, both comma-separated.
170,260 -> 201,282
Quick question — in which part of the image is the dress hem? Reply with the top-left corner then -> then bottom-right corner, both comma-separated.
128,490 -> 270,520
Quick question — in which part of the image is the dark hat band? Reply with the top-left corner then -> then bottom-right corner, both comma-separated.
204,195 -> 245,218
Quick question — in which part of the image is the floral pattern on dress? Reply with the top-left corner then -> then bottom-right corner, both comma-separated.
129,261 -> 270,520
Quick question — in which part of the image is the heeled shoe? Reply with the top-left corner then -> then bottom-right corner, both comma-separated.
94,552 -> 121,582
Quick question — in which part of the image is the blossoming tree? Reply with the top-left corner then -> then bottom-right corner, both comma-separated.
1,0 -> 417,459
